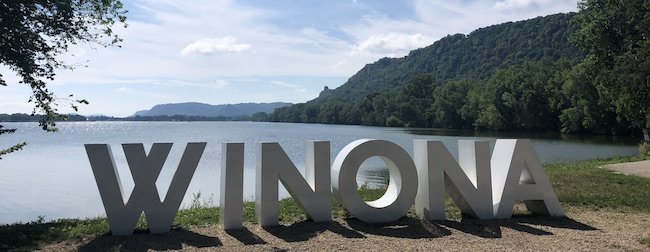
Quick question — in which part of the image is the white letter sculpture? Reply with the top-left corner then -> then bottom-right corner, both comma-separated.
256,141 -> 331,226
85,142 -> 206,235
332,139 -> 418,223
491,139 -> 565,218
220,143 -> 244,230
415,140 -> 493,220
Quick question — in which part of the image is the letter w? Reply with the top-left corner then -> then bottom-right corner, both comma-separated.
85,143 -> 206,235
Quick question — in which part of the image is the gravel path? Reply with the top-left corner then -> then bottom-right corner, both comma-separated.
41,209 -> 650,251
601,160 -> 650,178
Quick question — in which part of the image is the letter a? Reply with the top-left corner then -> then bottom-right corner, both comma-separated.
85,142 -> 206,235
491,139 -> 564,219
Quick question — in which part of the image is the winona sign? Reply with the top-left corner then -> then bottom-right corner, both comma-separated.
85,139 -> 564,236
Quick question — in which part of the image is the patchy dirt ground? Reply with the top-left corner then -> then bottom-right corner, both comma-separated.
601,160 -> 650,178
40,209 -> 650,251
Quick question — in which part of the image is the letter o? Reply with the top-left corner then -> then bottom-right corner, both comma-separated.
332,139 -> 418,223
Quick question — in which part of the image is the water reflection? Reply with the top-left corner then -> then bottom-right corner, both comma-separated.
358,167 -> 389,189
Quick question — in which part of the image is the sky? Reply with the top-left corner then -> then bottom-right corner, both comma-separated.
0,0 -> 579,117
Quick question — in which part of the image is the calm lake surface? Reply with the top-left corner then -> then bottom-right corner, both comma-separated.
0,121 -> 640,224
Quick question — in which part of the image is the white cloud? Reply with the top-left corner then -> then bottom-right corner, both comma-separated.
0,93 -> 35,114
115,87 -> 134,93
270,80 -> 300,88
214,80 -> 230,88
104,78 -> 229,89
236,78 -> 259,82
180,37 -> 251,55
494,0 -> 540,11
333,60 -> 348,68
353,33 -> 434,55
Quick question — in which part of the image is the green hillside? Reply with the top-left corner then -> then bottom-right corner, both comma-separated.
265,3 -> 649,137
313,13 -> 584,104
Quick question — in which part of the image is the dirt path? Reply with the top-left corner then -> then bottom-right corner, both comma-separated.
601,160 -> 650,178
41,209 -> 650,251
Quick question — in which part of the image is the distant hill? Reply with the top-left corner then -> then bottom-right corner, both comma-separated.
132,102 -> 292,117
312,13 -> 584,104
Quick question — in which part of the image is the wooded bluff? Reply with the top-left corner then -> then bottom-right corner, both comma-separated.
259,11 -> 648,136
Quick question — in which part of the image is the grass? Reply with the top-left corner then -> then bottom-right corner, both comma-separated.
639,142 -> 650,158
2,155 -> 650,250
640,237 -> 650,247
0,216 -> 110,251
546,156 -> 650,212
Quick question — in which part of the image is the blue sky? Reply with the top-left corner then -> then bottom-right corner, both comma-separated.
0,0 -> 579,117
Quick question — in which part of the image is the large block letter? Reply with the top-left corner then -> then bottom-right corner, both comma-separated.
415,140 -> 493,220
491,139 -> 564,218
85,142 -> 206,235
220,143 -> 244,230
256,141 -> 331,226
332,139 -> 418,223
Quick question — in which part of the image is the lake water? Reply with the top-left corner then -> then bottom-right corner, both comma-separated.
0,121 -> 639,224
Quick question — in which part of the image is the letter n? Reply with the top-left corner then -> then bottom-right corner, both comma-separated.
491,139 -> 564,219
256,141 -> 330,226
85,143 -> 206,235
415,140 -> 493,220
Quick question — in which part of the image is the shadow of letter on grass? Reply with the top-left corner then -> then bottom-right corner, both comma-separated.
436,215 -> 598,238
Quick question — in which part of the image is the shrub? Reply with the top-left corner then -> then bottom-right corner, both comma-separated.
639,142 -> 650,158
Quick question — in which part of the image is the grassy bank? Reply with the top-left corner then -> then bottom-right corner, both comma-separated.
547,156 -> 650,212
1,156 -> 649,251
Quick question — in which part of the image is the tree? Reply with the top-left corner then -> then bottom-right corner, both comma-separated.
318,98 -> 347,124
472,59 -> 575,131
399,74 -> 437,127
560,60 -> 622,134
251,112 -> 269,122
0,126 -> 26,159
571,0 -> 650,131
0,0 -> 127,158
431,79 -> 476,129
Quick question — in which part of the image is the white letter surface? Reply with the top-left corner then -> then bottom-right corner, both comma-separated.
332,139 -> 418,223
85,143 -> 206,235
255,141 -> 331,226
415,140 -> 493,220
491,139 -> 564,218
220,143 -> 245,230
